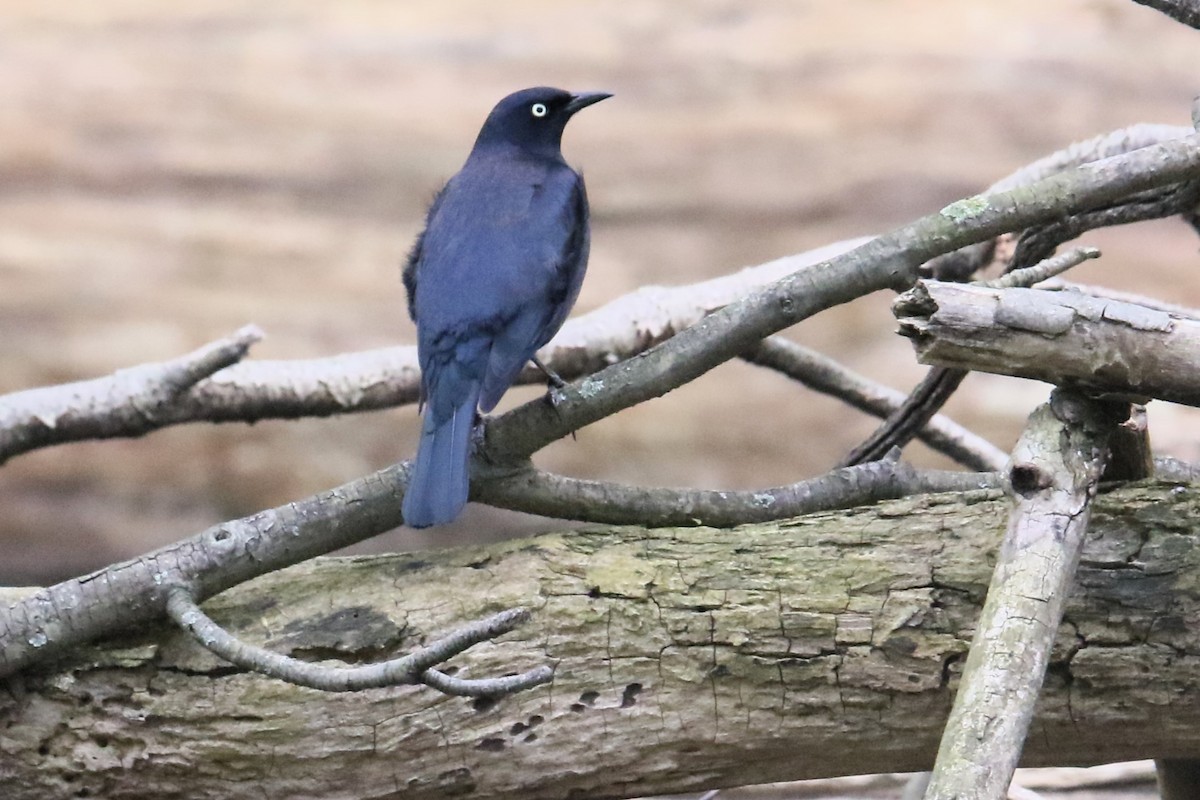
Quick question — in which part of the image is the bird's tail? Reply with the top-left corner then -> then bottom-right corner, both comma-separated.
402,382 -> 481,528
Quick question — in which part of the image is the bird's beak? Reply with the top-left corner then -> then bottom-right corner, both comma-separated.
565,91 -> 613,115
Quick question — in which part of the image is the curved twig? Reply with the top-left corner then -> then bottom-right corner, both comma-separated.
165,587 -> 551,696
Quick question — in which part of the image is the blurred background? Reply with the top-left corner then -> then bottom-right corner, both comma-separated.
1,0 -> 1198,585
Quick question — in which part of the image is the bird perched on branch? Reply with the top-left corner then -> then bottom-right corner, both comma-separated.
401,87 -> 611,528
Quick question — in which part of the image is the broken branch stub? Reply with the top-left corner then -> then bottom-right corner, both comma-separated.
895,281 -> 1200,406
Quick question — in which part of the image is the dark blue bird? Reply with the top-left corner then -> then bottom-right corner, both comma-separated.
401,87 -> 611,528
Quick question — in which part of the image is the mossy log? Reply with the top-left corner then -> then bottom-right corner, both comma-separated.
3,482 -> 1200,800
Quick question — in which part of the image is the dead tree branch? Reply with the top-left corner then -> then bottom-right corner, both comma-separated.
894,281 -> 1200,407
925,391 -> 1118,799
0,325 -> 262,465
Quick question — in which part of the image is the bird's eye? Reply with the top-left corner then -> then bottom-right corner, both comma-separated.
530,102 -> 548,118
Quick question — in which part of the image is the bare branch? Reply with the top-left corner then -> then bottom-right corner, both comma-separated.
740,338 -> 1006,471
839,367 -> 968,467
1009,179 -> 1200,268
0,325 -> 262,465
926,124 -> 1194,280
895,281 -> 1200,407
474,458 -> 1003,527
166,587 -> 549,696
978,246 -> 1101,289
925,391 -> 1117,799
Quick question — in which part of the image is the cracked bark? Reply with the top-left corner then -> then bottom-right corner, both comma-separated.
4,481 -> 1200,800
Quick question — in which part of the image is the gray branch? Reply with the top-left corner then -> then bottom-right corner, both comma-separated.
166,587 -> 551,696
925,391 -> 1118,799
0,325 -> 262,465
977,246 -> 1101,289
925,124 -> 1194,280
895,281 -> 1200,407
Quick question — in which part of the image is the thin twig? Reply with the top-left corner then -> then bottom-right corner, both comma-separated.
978,247 -> 1101,289
741,337 -> 1005,471
165,586 -> 551,696
839,367 -> 968,467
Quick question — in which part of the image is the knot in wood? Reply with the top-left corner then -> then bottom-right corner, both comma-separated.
1009,461 -> 1052,496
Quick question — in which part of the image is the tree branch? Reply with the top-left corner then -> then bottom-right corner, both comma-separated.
166,587 -> 551,696
925,124 -> 1194,281
894,281 -> 1200,407
474,457 -> 1003,527
0,325 -> 262,465
925,391 -> 1118,799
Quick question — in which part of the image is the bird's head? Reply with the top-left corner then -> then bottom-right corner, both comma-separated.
471,87 -> 611,159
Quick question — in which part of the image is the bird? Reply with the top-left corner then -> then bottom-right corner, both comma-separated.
401,87 -> 611,528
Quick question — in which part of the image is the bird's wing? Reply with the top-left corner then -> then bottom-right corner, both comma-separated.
478,174 -> 589,412
401,185 -> 448,322
531,174 -> 590,350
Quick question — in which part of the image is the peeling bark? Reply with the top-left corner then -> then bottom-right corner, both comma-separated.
3,482 -> 1200,800
895,281 -> 1200,406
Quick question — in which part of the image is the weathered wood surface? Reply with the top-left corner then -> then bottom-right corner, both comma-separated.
3,482 -> 1200,800
925,393 -> 1115,800
895,281 -> 1200,406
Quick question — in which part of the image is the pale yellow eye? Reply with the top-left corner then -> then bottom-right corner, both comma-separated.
531,103 -> 548,118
